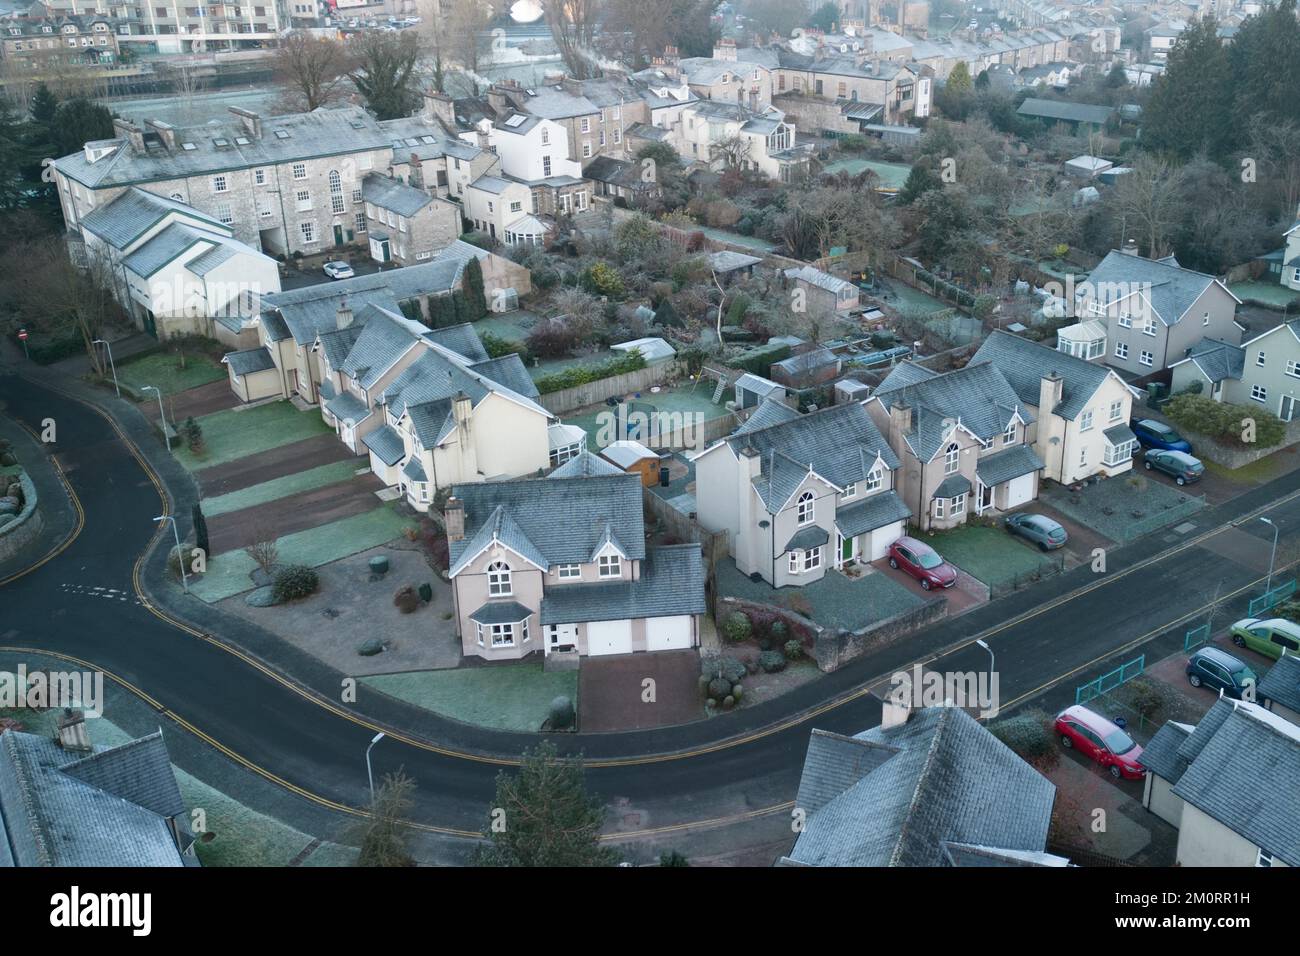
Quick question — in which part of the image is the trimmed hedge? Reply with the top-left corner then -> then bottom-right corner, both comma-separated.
1164,393 -> 1286,449
533,350 -> 647,395
731,342 -> 792,376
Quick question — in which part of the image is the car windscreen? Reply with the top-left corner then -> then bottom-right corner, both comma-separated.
917,551 -> 944,569
1104,729 -> 1137,755
1161,427 -> 1183,442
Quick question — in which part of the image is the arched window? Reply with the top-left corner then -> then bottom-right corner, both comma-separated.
797,492 -> 815,526
487,561 -> 512,596
944,443 -> 960,475
328,169 -> 345,215
170,192 -> 184,201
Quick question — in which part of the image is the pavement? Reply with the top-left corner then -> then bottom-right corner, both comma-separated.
7,337 -> 1300,861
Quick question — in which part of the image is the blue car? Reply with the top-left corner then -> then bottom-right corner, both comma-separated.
1131,418 -> 1192,453
1186,647 -> 1257,699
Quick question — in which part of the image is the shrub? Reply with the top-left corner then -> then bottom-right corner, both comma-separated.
722,610 -> 752,643
580,261 -> 626,298
243,526 -> 279,575
758,650 -> 787,673
548,695 -> 575,730
768,619 -> 788,644
987,710 -> 1058,769
393,585 -> 420,614
183,416 -> 204,454
722,695 -> 735,709
417,582 -> 433,603
708,676 -> 732,700
533,350 -> 647,395
273,565 -> 319,602
783,640 -> 803,661
480,331 -> 527,361
1165,393 -> 1286,448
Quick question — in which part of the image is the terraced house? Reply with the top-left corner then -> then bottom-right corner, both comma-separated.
694,401 -> 910,588
445,470 -> 706,660
867,360 -> 1044,530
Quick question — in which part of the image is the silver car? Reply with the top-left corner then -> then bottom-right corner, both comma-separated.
1004,512 -> 1068,551
323,260 -> 355,280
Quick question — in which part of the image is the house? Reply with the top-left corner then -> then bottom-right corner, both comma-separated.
77,186 -> 280,341
1167,335 -> 1248,404
1070,249 -> 1243,377
463,174 -> 540,246
972,330 -> 1138,485
445,472 -> 706,660
780,705 -> 1063,867
694,401 -> 909,586
583,155 -> 659,206
1259,655 -> 1300,726
772,55 -> 932,126
76,0 -> 284,54
600,440 -> 661,486
782,265 -> 861,316
360,172 -> 461,267
867,360 -> 1044,530
1282,209 -> 1300,293
667,100 -> 810,183
1015,97 -> 1113,132
0,714 -> 195,867
461,110 -> 591,219
1139,698 -> 1299,867
476,79 -> 644,169
0,13 -> 120,66
677,54 -> 773,110
1145,20 -> 1187,62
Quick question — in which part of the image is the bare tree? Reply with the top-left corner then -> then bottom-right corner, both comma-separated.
710,134 -> 752,170
446,0 -> 492,73
1248,116 -> 1300,222
276,31 -> 351,112
1110,154 -> 1187,259
15,238 -> 123,377
243,525 -> 280,575
604,0 -> 675,68
420,0 -> 451,93
545,0 -> 603,80
354,770 -> 417,867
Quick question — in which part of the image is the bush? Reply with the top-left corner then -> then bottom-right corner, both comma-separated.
758,650 -> 787,673
987,710 -> 1058,768
183,416 -> 204,454
783,639 -> 803,661
393,585 -> 420,614
580,261 -> 626,298
480,331 -> 527,362
272,565 -> 319,602
731,342 -> 792,376
708,676 -> 732,700
533,350 -> 647,395
722,610 -> 752,643
548,695 -> 575,730
1164,393 -> 1286,449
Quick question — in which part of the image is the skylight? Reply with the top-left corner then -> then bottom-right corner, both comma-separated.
504,114 -> 526,127
235,136 -> 250,145
181,142 -> 197,150
274,129 -> 289,139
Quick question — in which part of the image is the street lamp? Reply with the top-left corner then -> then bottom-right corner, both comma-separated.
92,338 -> 119,397
154,514 -> 188,593
141,385 -> 169,450
975,639 -> 996,719
1260,517 -> 1279,595
366,732 -> 386,804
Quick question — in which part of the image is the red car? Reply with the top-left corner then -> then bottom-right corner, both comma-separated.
1054,705 -> 1145,780
887,536 -> 958,590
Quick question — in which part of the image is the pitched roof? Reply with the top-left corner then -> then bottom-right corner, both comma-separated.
784,264 -> 855,295
1016,97 -> 1113,125
1170,337 -> 1246,384
539,544 -> 705,625
362,424 -> 405,466
449,474 -> 646,576
975,444 -> 1045,487
971,329 -> 1116,421
1086,250 -> 1232,326
549,451 -> 622,479
834,490 -> 912,538
361,172 -> 433,217
223,347 -> 275,377
79,186 -> 225,249
1259,655 -> 1300,725
339,304 -> 429,390
789,709 -> 1057,867
733,396 -> 800,435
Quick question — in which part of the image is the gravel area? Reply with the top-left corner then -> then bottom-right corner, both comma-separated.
1038,474 -> 1205,543
715,558 -> 923,632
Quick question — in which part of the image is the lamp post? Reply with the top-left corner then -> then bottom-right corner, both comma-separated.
154,514 -> 187,593
141,385 -> 169,450
1260,517 -> 1279,596
366,732 -> 386,804
92,338 -> 119,397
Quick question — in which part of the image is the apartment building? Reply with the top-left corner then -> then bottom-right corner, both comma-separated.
0,13 -> 121,65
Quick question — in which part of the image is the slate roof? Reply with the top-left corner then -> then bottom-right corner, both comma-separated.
710,250 -> 763,273
467,174 -> 515,195
783,524 -> 830,554
0,729 -> 186,867
423,322 -> 491,363
469,601 -> 533,624
449,474 -> 646,576
513,85 -> 600,119
121,222 -> 253,278
971,329 -> 1116,421
403,457 -> 427,482
223,347 -> 275,377
875,360 -> 1032,461
1103,423 -> 1137,446
549,451 -> 621,478
79,186 -> 225,250
733,396 -> 800,436
1016,97 -> 1113,125
1168,700 -> 1300,866
362,425 -> 405,466
1172,336 -> 1245,384
789,708 -> 1057,867
1085,250 -> 1232,327
324,391 -> 370,425
835,491 -> 911,538
539,544 -> 706,625
975,444 -> 1044,488
784,264 -> 855,296
362,172 -> 433,217
1138,721 -> 1193,782
723,402 -> 900,512
317,323 -> 367,370
583,156 -> 647,189
1259,655 -> 1300,721
934,474 -> 972,498
467,355 -> 539,398
339,304 -> 428,390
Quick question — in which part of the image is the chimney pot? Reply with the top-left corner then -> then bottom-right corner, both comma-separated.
445,496 -> 465,543
56,708 -> 92,753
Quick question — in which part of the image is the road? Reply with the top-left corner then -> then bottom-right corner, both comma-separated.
2,369 -> 1297,853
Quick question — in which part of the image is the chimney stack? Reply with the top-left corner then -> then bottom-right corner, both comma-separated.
56,708 -> 92,753
112,117 -> 145,152
1038,371 -> 1064,416
1121,238 -> 1140,256
888,399 -> 912,451
422,90 -> 455,128
145,119 -> 178,150
229,106 -> 262,139
453,390 -> 472,435
444,496 -> 465,542
336,297 -> 353,330
882,672 -> 914,729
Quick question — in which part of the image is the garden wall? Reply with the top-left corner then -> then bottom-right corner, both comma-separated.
0,472 -> 43,563
538,365 -> 671,414
812,597 -> 948,673
644,490 -> 730,568
1174,420 -> 1300,470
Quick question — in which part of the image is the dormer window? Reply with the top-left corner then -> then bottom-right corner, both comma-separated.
944,443 -> 960,474
487,561 -> 512,597
865,467 -> 883,492
598,554 -> 621,578
1004,423 -> 1017,445
797,491 -> 815,526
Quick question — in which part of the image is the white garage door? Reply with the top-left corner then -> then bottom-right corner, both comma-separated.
1005,473 -> 1035,509
646,615 -> 693,651
868,521 -> 906,561
586,619 -> 633,656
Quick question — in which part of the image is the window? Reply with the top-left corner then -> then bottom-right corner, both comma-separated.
542,156 -> 552,177
215,202 -> 233,225
299,221 -> 316,244
1103,440 -> 1134,466
1251,383 -> 1267,403
1257,849 -> 1276,868
329,169 -> 345,214
944,443 -> 960,474
934,497 -> 945,519
295,189 -> 311,210
292,162 -> 306,179
789,550 -> 799,574
1139,350 -> 1153,368
797,491 -> 814,525
1117,312 -> 1132,328
540,127 -> 549,145
613,128 -> 621,144
865,468 -> 882,492
1080,409 -> 1094,432
580,117 -> 590,133
487,561 -> 512,596
803,547 -> 821,572
1003,423 -> 1017,445
598,554 -> 621,578
979,437 -> 994,450
1079,446 -> 1087,467
1142,318 -> 1157,336
355,212 -> 366,233
211,174 -> 228,193
1288,360 -> 1300,379
352,187 -> 362,204
1114,341 -> 1128,359
582,141 -> 592,158
557,564 -> 580,580
1109,399 -> 1123,421
1203,311 -> 1210,326
254,167 -> 266,185
950,494 -> 966,516
510,200 -> 522,213
842,482 -> 856,499
1256,350 -> 1266,368
476,622 -> 515,647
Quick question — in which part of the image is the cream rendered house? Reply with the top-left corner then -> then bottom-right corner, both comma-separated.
972,330 -> 1139,485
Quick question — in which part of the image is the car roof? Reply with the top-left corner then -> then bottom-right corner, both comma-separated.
1159,450 -> 1200,466
1192,646 -> 1249,669
1137,419 -> 1169,432
1059,704 -> 1125,735
1254,618 -> 1300,636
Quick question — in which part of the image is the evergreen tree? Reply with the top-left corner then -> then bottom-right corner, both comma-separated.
348,31 -> 420,120
29,84 -> 58,125
946,62 -> 973,95
1142,16 -> 1232,161
1229,0 -> 1300,135
49,97 -> 114,158
461,255 -> 488,319
898,159 -> 942,205
192,502 -> 209,558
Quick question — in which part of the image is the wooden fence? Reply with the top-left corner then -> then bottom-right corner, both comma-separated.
642,489 -> 730,568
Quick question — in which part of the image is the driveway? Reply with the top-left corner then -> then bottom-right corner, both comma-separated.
207,472 -> 385,554
1018,502 -> 1114,568
279,257 -> 387,291
140,380 -> 242,422
578,650 -> 702,732
196,433 -> 355,497
870,557 -> 986,615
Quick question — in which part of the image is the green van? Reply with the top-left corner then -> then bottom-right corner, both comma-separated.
1230,618 -> 1300,660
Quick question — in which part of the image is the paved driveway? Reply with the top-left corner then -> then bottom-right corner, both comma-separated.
871,557 -> 986,615
196,433 -> 354,497
207,472 -> 385,554
140,380 -> 241,422
578,650 -> 702,732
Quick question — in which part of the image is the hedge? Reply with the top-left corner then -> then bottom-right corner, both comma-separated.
1164,393 -> 1286,449
731,342 -> 792,376
11,332 -> 84,365
533,350 -> 647,395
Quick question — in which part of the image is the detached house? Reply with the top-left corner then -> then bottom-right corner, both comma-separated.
1140,698 -> 1299,867
867,360 -> 1044,530
1170,319 -> 1300,423
1282,211 -> 1300,292
445,472 -> 706,660
973,331 -> 1139,485
694,401 -> 910,587
1063,249 -> 1243,377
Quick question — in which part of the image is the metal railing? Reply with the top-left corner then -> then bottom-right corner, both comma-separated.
1074,654 -> 1145,706
1247,578 -> 1296,617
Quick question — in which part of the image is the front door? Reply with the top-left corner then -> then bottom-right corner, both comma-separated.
333,223 -> 344,246
1281,395 -> 1296,422
977,481 -> 993,513
837,532 -> 854,567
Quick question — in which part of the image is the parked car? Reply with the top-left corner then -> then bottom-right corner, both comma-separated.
1230,617 -> 1300,661
323,260 -> 355,280
887,536 -> 958,590
1054,705 -> 1145,779
1143,448 -> 1204,485
1131,419 -> 1192,453
1185,647 -> 1257,698
1004,513 -> 1068,550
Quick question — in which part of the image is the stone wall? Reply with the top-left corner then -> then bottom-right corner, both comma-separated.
812,597 -> 947,673
1173,420 -> 1300,471
0,472 -> 43,563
